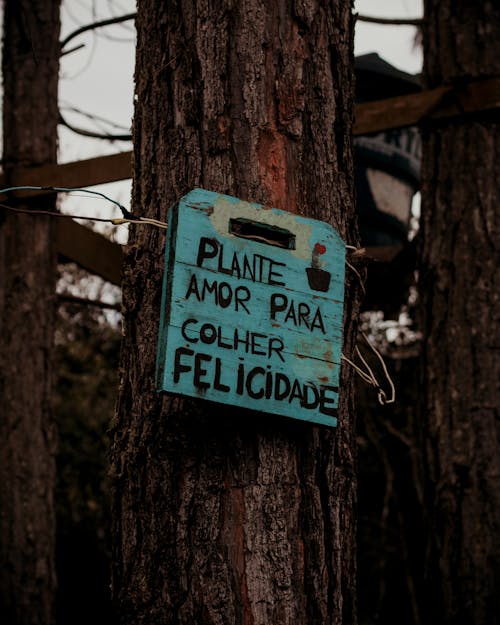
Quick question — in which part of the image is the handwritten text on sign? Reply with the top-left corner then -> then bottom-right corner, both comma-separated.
156,189 -> 345,427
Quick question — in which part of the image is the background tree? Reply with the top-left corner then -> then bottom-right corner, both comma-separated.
419,1 -> 500,623
111,1 -> 360,623
54,281 -> 121,625
0,2 -> 61,624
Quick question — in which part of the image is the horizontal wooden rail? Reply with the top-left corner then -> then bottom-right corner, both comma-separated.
0,151 -> 133,193
354,76 -> 500,135
56,219 -> 123,286
1,76 -> 498,194
1,76 -> 497,285
0,156 -> 129,284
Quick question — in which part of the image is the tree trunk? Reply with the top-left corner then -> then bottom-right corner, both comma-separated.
111,1 -> 359,623
419,2 -> 500,623
0,2 -> 60,624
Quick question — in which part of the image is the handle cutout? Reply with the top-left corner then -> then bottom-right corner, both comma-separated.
229,217 -> 296,250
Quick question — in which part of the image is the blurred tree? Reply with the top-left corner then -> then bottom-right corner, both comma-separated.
54,280 -> 121,625
0,2 -> 60,623
419,1 -> 500,623
356,353 -> 424,625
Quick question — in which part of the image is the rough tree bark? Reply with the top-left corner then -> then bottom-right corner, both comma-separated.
111,1 -> 359,623
0,2 -> 60,624
419,2 -> 500,624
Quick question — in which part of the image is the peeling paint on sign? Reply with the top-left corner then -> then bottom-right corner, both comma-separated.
156,189 -> 345,427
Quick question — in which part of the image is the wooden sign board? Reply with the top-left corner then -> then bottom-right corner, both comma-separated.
156,189 -> 345,427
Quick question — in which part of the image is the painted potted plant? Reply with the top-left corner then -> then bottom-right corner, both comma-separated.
306,243 -> 331,292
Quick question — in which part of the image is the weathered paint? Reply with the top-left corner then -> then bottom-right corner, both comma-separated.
156,189 -> 345,427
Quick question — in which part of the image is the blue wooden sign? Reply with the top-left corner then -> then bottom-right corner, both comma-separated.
156,189 -> 345,427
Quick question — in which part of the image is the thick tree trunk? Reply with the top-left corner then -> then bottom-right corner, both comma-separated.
419,2 -> 500,624
0,2 -> 60,624
112,1 -> 359,623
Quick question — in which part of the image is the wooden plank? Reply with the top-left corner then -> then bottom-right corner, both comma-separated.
429,77 -> 500,120
0,151 -> 133,192
354,77 -> 500,135
57,293 -> 121,311
355,86 -> 449,135
0,154 -> 128,286
0,76 -> 495,289
156,189 -> 346,427
364,245 -> 403,263
56,219 -> 123,286
0,78 -> 497,196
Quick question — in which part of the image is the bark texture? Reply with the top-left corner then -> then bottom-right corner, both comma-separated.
112,1 -> 359,623
0,2 -> 60,624
419,2 -> 500,623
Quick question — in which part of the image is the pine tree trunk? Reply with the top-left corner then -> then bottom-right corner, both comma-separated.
419,2 -> 500,623
112,2 -> 359,623
0,2 -> 60,623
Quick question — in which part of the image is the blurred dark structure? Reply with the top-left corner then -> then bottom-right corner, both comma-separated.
355,53 -> 421,248
354,54 -> 421,314
54,294 -> 121,625
355,54 -> 424,625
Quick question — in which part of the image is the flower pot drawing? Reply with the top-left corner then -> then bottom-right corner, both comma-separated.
306,266 -> 331,292
307,242 -> 331,292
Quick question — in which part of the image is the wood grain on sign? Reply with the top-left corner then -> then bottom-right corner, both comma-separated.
157,189 -> 346,427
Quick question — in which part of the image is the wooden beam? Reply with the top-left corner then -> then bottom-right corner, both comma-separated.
0,150 -> 133,192
0,156 -> 128,285
0,77 -> 497,287
56,219 -> 123,286
364,245 -> 403,263
354,76 -> 500,135
57,293 -> 121,311
0,78 -> 497,196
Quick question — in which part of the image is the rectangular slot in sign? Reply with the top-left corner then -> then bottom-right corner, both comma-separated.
229,217 -> 296,249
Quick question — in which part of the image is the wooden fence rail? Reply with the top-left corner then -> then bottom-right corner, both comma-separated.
1,76 -> 498,285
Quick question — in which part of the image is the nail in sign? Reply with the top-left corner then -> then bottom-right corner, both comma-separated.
156,189 -> 345,427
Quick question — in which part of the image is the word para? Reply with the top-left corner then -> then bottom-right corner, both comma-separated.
270,293 -> 325,334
